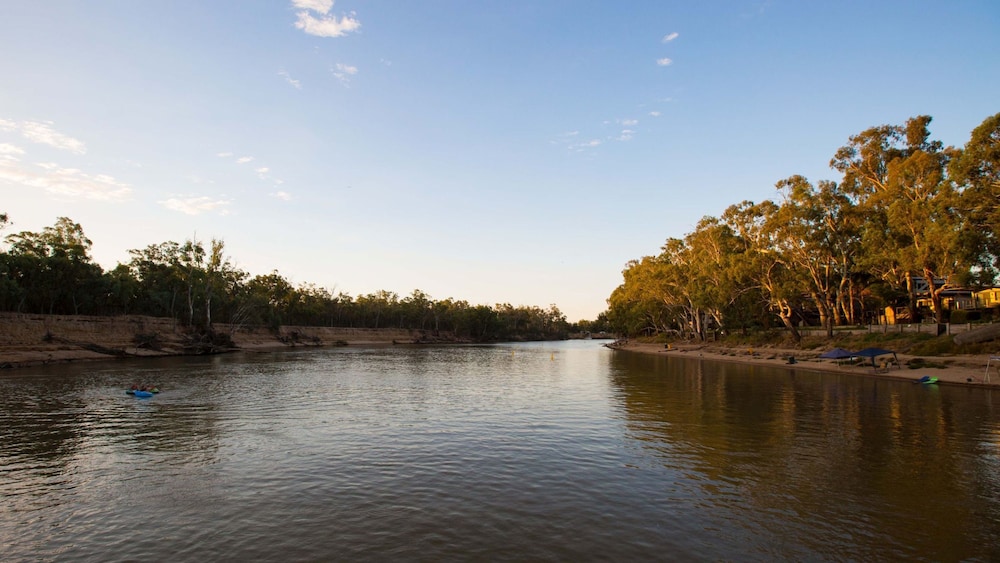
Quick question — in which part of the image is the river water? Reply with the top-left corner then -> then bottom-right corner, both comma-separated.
2,340 -> 999,561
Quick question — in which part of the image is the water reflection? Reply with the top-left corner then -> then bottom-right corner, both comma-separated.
608,352 -> 1000,560
1,343 -> 999,561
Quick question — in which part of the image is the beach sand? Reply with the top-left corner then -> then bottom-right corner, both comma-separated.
609,341 -> 1000,388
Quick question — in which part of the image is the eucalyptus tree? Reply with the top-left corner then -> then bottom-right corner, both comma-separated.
681,215 -> 758,336
722,200 -> 803,342
608,255 -> 686,337
246,271 -> 296,327
177,238 -> 207,326
401,289 -> 433,330
832,116 -> 969,322
772,176 -> 864,335
950,113 -> 1000,279
658,237 -> 711,340
102,263 -> 140,315
0,213 -> 21,311
356,290 -> 398,329
5,217 -> 103,314
127,241 -> 195,321
606,282 -> 655,336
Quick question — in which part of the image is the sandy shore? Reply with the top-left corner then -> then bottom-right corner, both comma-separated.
2,313 -> 997,388
609,341 -> 1000,388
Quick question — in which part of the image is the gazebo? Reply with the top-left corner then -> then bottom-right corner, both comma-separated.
853,347 -> 899,372
818,347 -> 855,367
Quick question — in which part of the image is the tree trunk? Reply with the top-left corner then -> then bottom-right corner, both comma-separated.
777,300 -> 801,343
905,272 -> 919,322
925,268 -> 946,323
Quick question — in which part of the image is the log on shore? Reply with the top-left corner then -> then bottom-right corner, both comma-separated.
953,323 -> 1000,346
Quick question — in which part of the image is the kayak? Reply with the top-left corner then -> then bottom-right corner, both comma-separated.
133,390 -> 154,398
916,375 -> 939,385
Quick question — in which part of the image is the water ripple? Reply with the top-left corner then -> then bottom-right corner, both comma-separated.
1,342 -> 999,561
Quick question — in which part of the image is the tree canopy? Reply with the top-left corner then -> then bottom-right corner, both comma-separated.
0,220 -> 576,342
607,113 -> 1000,340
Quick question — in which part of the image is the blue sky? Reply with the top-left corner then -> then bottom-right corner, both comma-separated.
1,1 -> 997,322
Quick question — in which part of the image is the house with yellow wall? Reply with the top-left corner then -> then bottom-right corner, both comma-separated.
975,288 -> 1000,308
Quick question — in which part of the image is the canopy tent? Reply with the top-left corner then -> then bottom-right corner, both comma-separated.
853,347 -> 899,371
818,348 -> 855,359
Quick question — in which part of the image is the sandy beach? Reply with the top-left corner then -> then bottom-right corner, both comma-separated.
609,340 -> 1000,388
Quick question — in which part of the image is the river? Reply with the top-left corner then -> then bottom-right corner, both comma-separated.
2,340 -> 999,561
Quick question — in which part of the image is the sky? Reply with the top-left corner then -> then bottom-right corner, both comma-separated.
1,1 -> 998,322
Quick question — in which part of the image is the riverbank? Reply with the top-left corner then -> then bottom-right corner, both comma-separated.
609,340 -> 1000,387
0,312 -> 462,369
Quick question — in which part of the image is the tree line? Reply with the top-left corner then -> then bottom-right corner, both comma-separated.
607,113 -> 1000,343
0,214 -> 576,342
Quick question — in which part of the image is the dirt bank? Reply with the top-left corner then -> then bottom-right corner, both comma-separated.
0,313 -> 461,369
608,340 -> 1000,388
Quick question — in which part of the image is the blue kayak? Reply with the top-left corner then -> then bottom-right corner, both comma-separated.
133,390 -> 154,398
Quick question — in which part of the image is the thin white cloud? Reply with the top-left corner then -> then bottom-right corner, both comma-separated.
0,119 -> 86,154
0,143 -> 25,159
549,130 -> 581,146
20,122 -> 86,154
255,167 -> 270,180
236,156 -> 253,164
662,32 -> 679,42
615,129 -> 635,141
656,58 -> 673,66
569,139 -> 602,152
332,62 -> 358,85
293,0 -> 333,12
0,158 -> 131,201
271,190 -> 292,201
293,0 -> 361,39
278,70 -> 302,89
335,63 -> 357,75
216,151 -> 233,158
158,196 -> 232,216
619,118 -> 638,126
649,111 -> 662,117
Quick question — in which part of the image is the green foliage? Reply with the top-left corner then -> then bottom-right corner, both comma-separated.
607,113 -> 1000,339
949,310 -> 969,324
907,335 -> 959,357
0,214 -> 571,342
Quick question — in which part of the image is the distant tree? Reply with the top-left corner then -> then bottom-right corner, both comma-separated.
4,217 -> 103,314
127,241 -> 187,319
